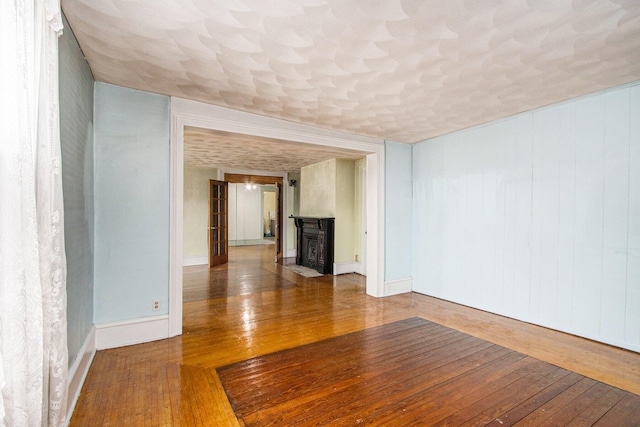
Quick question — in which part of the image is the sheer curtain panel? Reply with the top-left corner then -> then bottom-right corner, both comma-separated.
0,1 -> 68,426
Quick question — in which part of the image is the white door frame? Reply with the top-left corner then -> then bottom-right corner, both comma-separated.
168,97 -> 385,336
359,164 -> 367,276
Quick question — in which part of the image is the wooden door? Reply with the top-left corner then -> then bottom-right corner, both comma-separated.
208,180 -> 229,267
275,182 -> 283,263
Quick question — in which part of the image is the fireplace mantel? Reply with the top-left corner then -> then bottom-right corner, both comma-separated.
292,216 -> 335,274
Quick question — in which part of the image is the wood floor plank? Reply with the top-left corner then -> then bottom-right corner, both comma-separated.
218,317 -> 437,383
391,292 -> 640,396
243,338 -> 501,426
69,245 -> 640,426
483,371 -> 584,426
221,322 -> 557,425
565,386 -> 626,426
224,324 -> 638,427
399,358 -> 551,426
593,393 -> 640,426
241,335 -> 511,425
222,320 -> 443,415
179,365 -> 240,426
439,365 -> 568,426
513,378 -> 599,425
326,351 -> 532,426
219,321 -> 464,407
218,321 -> 440,400
547,382 -> 618,425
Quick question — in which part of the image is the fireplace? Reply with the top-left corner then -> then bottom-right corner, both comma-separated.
292,217 -> 335,274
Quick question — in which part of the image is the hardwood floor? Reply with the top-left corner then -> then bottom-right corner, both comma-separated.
218,318 -> 640,426
69,245 -> 640,426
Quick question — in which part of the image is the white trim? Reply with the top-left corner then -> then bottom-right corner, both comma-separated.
286,248 -> 296,258
220,167 -> 287,178
384,277 -> 413,296
169,110 -> 183,337
365,149 -> 385,297
229,240 -> 273,246
170,97 -> 382,150
333,261 -> 360,275
66,326 -> 96,426
95,315 -> 169,350
501,309 -> 640,354
559,330 -> 640,354
169,97 -> 387,334
183,255 -> 207,266
357,163 -> 367,277
354,260 -> 365,275
541,322 -> 640,354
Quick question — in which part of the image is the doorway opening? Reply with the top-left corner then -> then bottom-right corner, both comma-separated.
169,98 -> 385,337
223,173 -> 284,263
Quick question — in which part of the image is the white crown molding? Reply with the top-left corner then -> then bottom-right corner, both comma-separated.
171,97 -> 384,151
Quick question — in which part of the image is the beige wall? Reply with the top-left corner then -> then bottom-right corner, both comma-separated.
335,159 -> 355,263
183,166 -> 219,257
262,190 -> 276,235
286,173 -> 300,255
353,158 -> 366,263
300,159 -> 336,217
299,158 -> 362,264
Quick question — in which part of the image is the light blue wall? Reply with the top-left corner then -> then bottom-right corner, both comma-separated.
384,141 -> 412,281
94,83 -> 170,323
412,82 -> 640,352
59,14 -> 95,366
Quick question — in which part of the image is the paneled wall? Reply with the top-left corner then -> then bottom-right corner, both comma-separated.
59,14 -> 95,367
385,141 -> 413,281
413,82 -> 640,352
94,83 -> 170,323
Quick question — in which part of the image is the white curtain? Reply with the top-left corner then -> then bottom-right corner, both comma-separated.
0,0 -> 68,426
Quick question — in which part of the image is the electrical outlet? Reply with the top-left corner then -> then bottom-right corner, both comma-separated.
152,300 -> 160,311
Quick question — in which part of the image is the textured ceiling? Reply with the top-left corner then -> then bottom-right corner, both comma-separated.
183,126 -> 368,172
62,0 -> 640,143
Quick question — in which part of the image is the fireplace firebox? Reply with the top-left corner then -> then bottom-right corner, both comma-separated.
292,216 -> 334,275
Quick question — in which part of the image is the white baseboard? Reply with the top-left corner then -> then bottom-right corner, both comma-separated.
384,277 -> 413,296
333,261 -> 361,275
66,325 -> 96,426
183,255 -> 207,266
286,248 -> 296,258
95,315 -> 170,350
